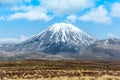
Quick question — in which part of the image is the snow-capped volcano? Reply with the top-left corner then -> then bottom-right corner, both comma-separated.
14,23 -> 96,54
46,23 -> 95,44
1,23 -> 120,60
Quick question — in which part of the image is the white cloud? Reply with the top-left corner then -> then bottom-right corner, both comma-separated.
0,0 -> 31,5
0,0 -> 31,11
0,16 -> 4,20
24,0 -> 31,3
0,38 -> 20,44
111,2 -> 120,18
0,35 -> 29,44
40,0 -> 94,15
11,5 -> 34,11
66,15 -> 77,22
0,0 -> 22,5
19,35 -> 29,42
79,6 -> 111,24
107,33 -> 117,39
8,7 -> 52,21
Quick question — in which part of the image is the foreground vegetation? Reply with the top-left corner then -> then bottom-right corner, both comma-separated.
0,60 -> 120,80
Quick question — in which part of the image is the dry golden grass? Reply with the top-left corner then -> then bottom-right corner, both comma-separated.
0,60 -> 120,80
2,75 -> 120,80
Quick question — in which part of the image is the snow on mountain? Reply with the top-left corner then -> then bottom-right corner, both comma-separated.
92,38 -> 120,49
15,23 -> 96,54
47,23 -> 95,44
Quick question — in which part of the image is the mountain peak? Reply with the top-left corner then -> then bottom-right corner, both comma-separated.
47,23 -> 82,33
45,23 -> 95,42
15,23 -> 96,54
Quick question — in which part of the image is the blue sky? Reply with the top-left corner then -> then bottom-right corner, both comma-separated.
0,0 -> 120,43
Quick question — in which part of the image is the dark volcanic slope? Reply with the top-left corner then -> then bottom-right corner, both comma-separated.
81,38 -> 120,60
